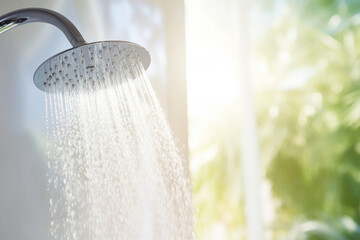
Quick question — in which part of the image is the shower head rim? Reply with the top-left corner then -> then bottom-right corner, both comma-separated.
33,40 -> 151,91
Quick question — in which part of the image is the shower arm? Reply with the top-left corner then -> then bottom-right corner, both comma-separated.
0,8 -> 86,47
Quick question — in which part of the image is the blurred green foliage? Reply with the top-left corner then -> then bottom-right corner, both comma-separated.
257,0 -> 360,238
190,0 -> 360,239
190,102 -> 245,239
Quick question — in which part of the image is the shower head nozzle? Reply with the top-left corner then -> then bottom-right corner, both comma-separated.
33,41 -> 151,92
0,8 -> 151,92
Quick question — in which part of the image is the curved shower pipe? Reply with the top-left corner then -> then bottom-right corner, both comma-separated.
0,8 -> 86,47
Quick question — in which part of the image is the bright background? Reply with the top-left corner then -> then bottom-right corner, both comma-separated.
187,0 -> 360,239
1,0 -> 360,240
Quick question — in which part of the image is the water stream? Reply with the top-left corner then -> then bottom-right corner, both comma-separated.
44,43 -> 193,239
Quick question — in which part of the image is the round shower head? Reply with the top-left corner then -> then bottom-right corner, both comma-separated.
0,8 -> 151,92
33,41 -> 151,92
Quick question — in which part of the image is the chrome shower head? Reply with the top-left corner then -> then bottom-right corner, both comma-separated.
33,41 -> 150,91
0,8 -> 151,92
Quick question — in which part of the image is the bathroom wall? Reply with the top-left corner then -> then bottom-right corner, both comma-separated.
0,0 -> 187,238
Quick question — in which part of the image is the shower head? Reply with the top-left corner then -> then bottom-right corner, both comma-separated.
0,8 -> 151,92
33,41 -> 150,91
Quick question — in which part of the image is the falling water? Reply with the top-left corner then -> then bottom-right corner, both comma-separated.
44,43 -> 193,239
